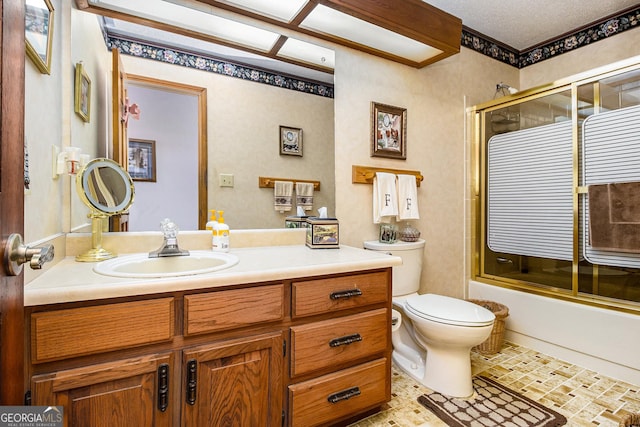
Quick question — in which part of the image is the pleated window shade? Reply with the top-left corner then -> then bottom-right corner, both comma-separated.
582,104 -> 640,268
487,121 -> 574,261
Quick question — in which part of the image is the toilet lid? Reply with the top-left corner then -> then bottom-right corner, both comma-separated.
405,294 -> 495,327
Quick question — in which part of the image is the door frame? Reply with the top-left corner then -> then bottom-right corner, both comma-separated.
125,74 -> 208,230
0,0 -> 27,404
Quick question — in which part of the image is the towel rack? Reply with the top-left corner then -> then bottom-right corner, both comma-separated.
351,165 -> 423,187
259,176 -> 321,191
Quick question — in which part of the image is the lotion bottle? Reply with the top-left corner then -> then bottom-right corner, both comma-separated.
205,210 -> 217,231
215,210 -> 230,252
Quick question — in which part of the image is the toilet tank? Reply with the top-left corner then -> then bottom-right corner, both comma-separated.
363,239 -> 425,297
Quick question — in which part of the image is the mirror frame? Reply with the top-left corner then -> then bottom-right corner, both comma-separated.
76,158 -> 134,215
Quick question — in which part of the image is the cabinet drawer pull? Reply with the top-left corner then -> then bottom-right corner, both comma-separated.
329,289 -> 363,300
186,359 -> 197,405
329,333 -> 362,347
157,363 -> 169,412
327,386 -> 361,404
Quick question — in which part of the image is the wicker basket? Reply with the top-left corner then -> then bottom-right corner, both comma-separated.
620,413 -> 640,426
467,299 -> 509,355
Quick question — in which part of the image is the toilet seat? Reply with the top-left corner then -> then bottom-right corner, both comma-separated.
405,294 -> 495,327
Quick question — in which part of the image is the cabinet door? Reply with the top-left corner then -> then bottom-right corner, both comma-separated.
182,332 -> 284,427
31,353 -> 173,427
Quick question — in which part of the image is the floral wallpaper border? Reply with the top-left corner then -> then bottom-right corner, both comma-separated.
107,5 -> 640,89
462,6 -> 640,68
107,37 -> 334,99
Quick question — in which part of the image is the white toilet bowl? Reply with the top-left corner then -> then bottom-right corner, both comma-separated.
364,239 -> 495,398
397,294 -> 495,398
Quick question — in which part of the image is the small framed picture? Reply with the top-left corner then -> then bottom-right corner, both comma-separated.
128,139 -> 157,182
371,102 -> 407,159
25,0 -> 54,74
280,126 -> 303,156
74,62 -> 91,122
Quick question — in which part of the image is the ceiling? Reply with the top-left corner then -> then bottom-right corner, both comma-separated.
80,0 -> 640,83
427,0 -> 640,51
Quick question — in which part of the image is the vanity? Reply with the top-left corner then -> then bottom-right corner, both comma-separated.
24,234 -> 401,427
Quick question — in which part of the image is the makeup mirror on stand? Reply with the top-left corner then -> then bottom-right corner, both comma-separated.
75,158 -> 134,261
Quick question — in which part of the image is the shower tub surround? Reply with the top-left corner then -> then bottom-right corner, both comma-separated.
25,229 -> 401,426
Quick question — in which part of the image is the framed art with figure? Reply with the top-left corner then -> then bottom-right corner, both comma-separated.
128,139 -> 156,182
74,62 -> 91,122
371,102 -> 407,159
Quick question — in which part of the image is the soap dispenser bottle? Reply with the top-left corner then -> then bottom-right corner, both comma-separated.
214,210 -> 230,252
206,210 -> 217,231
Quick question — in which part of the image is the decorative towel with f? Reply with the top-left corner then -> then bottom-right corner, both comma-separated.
274,181 -> 294,213
396,174 -> 420,220
373,172 -> 398,223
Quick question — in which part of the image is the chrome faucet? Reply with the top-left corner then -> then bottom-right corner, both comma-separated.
149,218 -> 190,258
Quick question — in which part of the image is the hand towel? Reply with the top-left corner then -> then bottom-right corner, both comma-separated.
373,172 -> 398,224
274,180 -> 293,213
396,174 -> 420,220
588,181 -> 640,253
296,182 -> 314,211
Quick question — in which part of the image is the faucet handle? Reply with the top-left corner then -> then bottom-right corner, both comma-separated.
160,218 -> 179,238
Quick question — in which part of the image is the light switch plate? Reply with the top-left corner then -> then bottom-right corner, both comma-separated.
219,173 -> 234,187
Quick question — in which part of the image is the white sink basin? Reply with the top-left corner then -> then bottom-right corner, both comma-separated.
93,251 -> 239,278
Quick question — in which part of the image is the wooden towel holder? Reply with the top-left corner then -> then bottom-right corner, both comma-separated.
259,176 -> 321,191
352,165 -> 424,187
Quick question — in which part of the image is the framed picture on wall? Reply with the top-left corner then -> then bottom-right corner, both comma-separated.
25,0 -> 54,74
280,126 -> 303,156
128,139 -> 157,182
371,102 -> 407,159
74,62 -> 91,122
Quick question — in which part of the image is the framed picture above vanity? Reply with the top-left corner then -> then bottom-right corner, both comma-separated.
25,0 -> 54,74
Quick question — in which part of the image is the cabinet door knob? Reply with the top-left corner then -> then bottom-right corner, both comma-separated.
329,333 -> 362,347
327,387 -> 361,403
329,288 -> 362,300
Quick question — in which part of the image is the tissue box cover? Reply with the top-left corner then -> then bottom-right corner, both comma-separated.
285,215 -> 310,228
305,217 -> 339,248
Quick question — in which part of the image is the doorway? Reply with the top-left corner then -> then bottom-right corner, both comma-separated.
125,75 -> 207,230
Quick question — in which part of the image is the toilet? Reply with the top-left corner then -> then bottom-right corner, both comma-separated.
364,239 -> 495,398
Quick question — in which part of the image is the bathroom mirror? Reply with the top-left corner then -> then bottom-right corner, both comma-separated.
76,158 -> 134,216
23,4 -> 335,243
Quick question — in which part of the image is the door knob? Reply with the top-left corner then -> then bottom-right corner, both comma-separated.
3,233 -> 55,276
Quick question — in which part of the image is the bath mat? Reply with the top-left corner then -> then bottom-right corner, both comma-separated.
418,376 -> 567,427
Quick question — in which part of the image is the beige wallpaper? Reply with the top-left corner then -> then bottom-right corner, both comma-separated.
23,5 -> 640,306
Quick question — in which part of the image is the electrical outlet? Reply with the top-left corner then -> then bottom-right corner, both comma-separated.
219,173 -> 234,187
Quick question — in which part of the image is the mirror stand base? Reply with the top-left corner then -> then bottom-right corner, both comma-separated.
76,247 -> 117,262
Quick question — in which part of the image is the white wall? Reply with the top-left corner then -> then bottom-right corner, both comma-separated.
469,280 -> 640,385
126,84 -> 199,231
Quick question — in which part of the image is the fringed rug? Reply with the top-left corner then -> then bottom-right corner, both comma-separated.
418,376 -> 567,427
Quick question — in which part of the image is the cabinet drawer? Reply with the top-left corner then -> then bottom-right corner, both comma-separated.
289,358 -> 388,427
184,284 -> 284,336
292,271 -> 389,318
290,308 -> 388,377
31,298 -> 175,363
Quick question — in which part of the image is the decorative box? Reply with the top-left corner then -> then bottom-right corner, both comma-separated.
285,215 -> 310,229
305,217 -> 339,248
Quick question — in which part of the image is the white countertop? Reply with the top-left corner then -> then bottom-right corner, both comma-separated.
25,245 -> 402,306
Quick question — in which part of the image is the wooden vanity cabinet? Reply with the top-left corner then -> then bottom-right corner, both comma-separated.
288,270 -> 392,427
26,268 -> 392,427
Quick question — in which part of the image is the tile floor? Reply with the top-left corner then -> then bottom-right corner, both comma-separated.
348,342 -> 640,426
